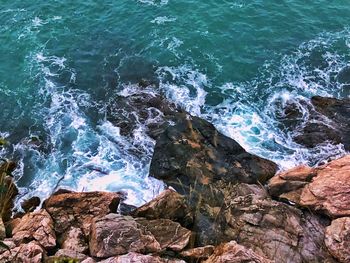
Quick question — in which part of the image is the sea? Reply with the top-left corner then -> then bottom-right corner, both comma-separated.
1,0 -> 349,206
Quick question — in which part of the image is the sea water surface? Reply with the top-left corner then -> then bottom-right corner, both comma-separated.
1,0 -> 350,205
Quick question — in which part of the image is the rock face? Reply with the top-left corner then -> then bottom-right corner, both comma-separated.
203,241 -> 272,263
89,214 -> 161,258
268,155 -> 350,217
12,209 -> 56,250
150,114 -> 277,191
44,190 -> 122,235
325,217 -> 350,263
131,189 -> 193,227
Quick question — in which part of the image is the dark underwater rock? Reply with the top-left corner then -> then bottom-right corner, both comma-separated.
150,113 -> 278,192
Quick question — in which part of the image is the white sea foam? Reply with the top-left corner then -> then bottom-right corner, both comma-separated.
151,16 -> 176,25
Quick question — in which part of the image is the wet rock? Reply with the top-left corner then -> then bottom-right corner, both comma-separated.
0,241 -> 45,263
268,155 -> 350,217
131,189 -> 193,227
44,190 -> 122,235
12,209 -> 56,250
325,217 -> 350,263
203,241 -> 272,263
136,218 -> 191,251
89,214 -> 161,258
180,245 -> 215,260
99,252 -> 185,263
150,114 -> 277,192
21,196 -> 41,213
61,226 -> 88,254
294,96 -> 350,150
54,249 -> 88,261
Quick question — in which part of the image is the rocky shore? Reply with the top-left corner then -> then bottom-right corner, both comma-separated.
0,89 -> 349,262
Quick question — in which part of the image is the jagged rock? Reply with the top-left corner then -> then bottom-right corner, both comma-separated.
136,218 -> 191,251
54,249 -> 88,261
12,209 -> 56,250
325,217 -> 350,263
203,241 -> 272,263
44,190 -> 122,235
268,155 -> 350,217
150,114 -> 277,192
0,241 -> 45,263
99,252 -> 186,263
180,245 -> 215,260
21,196 -> 41,213
131,189 -> 193,227
61,226 -> 88,254
89,214 -> 161,258
0,239 -> 16,254
289,96 -> 350,150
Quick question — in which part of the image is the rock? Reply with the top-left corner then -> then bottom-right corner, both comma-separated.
131,189 -> 193,227
0,218 -> 5,239
203,241 -> 272,263
100,252 -> 185,263
325,217 -> 350,263
12,209 -> 56,250
0,160 -> 18,222
0,241 -> 45,263
44,190 -> 122,235
293,96 -> 350,150
55,249 -> 88,261
81,258 -> 97,263
180,245 -> 215,260
136,218 -> 191,251
268,155 -> 350,217
150,114 -> 277,192
89,214 -> 161,258
21,196 -> 41,213
0,238 -> 16,254
61,226 -> 88,254
193,182 -> 336,262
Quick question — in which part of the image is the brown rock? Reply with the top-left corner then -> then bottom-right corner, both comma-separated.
203,241 -> 272,263
325,217 -> 350,263
89,214 -> 161,258
131,189 -> 193,227
136,218 -> 191,251
0,218 -> 5,240
268,155 -> 350,218
180,245 -> 215,260
100,253 -> 186,263
81,258 -> 97,263
0,241 -> 45,263
61,226 -> 88,254
44,190 -> 122,235
12,209 -> 56,250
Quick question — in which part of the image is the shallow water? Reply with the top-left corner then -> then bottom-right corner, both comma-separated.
1,0 -> 349,205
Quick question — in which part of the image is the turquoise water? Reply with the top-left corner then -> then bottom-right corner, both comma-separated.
1,0 -> 350,205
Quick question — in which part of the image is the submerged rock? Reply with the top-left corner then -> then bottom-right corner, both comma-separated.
268,155 -> 350,218
325,217 -> 350,263
150,114 -> 277,192
44,190 -> 122,235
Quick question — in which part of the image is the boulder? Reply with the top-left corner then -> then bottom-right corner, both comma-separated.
89,214 -> 161,258
21,196 -> 41,213
12,209 -> 56,250
268,155 -> 350,217
99,252 -> 185,263
44,190 -> 122,235
131,189 -> 193,227
203,241 -> 272,263
0,241 -> 45,263
61,226 -> 88,254
325,217 -> 350,263
180,245 -> 215,260
150,114 -> 277,192
135,218 -> 191,251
